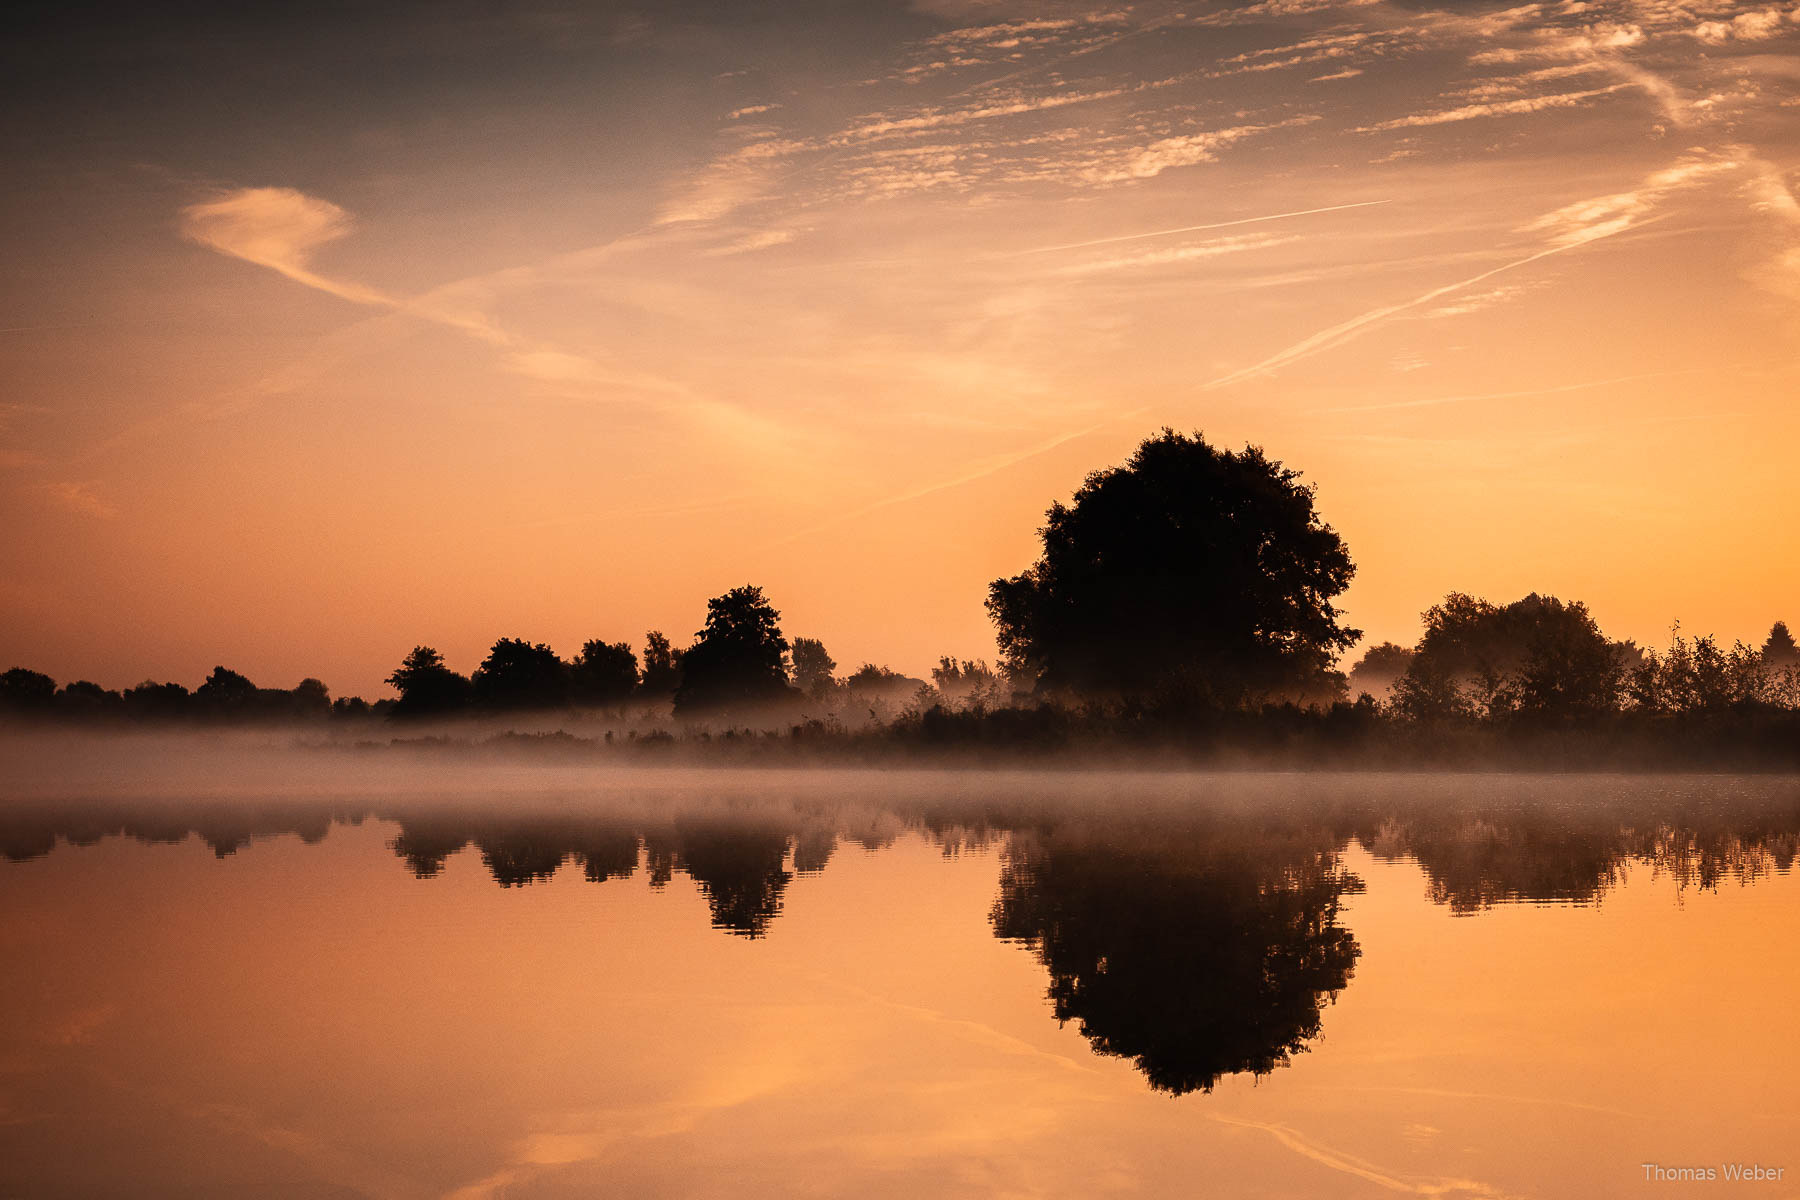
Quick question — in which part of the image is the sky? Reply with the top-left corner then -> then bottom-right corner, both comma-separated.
2,0 -> 1798,698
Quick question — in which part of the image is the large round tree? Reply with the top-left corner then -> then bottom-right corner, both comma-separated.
986,429 -> 1358,703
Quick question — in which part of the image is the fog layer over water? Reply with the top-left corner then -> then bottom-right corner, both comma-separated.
3,735 -> 1797,1197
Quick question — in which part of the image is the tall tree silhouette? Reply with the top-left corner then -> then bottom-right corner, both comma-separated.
386,646 -> 473,717
673,586 -> 794,714
790,637 -> 837,699
987,429 -> 1358,703
639,630 -> 683,701
1763,621 -> 1800,669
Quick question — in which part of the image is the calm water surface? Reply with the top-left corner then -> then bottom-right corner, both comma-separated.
2,764 -> 1797,1198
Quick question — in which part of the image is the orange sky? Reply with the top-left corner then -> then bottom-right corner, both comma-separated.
3,0 -> 1798,698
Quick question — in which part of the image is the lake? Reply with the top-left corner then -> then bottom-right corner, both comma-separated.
2,753 -> 1797,1198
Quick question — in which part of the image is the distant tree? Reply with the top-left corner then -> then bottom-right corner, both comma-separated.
0,667 -> 57,715
123,680 -> 191,720
1763,621 -> 1800,668
195,666 -> 258,717
932,656 -> 1001,701
673,586 -> 794,715
639,630 -> 683,700
386,646 -> 473,717
291,678 -> 331,718
472,639 -> 569,710
987,429 -> 1358,704
56,680 -> 123,718
1628,626 -> 1767,714
331,696 -> 372,719
1347,642 -> 1413,700
1392,593 -> 1623,721
570,639 -> 639,709
844,663 -> 926,696
790,637 -> 838,699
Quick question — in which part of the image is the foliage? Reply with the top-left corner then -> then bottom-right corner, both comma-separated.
987,429 -> 1358,704
639,631 -> 683,699
673,586 -> 794,715
387,646 -> 474,717
570,639 -> 639,709
1347,642 -> 1413,699
1391,593 -> 1623,722
472,638 -> 569,709
790,637 -> 838,699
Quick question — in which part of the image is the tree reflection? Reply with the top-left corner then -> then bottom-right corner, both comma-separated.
6,778 -> 1800,1099
992,822 -> 1361,1094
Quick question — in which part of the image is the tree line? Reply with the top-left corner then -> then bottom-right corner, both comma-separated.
3,428 -> 1797,738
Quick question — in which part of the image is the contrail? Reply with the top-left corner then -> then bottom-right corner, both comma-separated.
1317,366 -> 1717,414
1200,237 -> 1592,392
1015,200 -> 1391,256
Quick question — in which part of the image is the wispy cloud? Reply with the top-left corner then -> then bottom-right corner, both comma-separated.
182,188 -> 391,307
1358,83 -> 1632,130
1053,232 -> 1297,274
1014,199 -> 1391,255
1204,154 -> 1741,388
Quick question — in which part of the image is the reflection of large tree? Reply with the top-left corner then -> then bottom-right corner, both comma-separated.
672,818 -> 793,938
992,824 -> 1361,1095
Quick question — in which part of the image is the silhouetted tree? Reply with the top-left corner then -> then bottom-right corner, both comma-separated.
790,637 -> 837,699
639,630 -> 683,700
472,638 -> 568,710
56,680 -> 124,718
931,656 -> 1001,701
123,680 -> 190,720
331,696 -> 372,719
987,429 -> 1358,704
570,639 -> 639,709
1763,621 -> 1800,669
291,677 -> 331,718
1393,593 -> 1623,721
194,666 -> 258,717
1628,626 -> 1766,714
386,646 -> 473,717
673,586 -> 794,714
0,667 -> 57,715
1347,642 -> 1413,700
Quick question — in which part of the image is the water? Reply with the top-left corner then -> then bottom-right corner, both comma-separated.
2,763 -> 1797,1198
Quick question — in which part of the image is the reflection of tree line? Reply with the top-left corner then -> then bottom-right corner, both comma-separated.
5,786 -> 1799,1094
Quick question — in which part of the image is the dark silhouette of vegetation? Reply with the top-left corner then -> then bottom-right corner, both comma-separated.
387,647 -> 473,718
987,429 -> 1358,706
673,586 -> 795,715
0,667 -> 56,713
571,640 -> 639,709
1391,593 -> 1624,723
639,630 -> 683,700
790,637 -> 837,700
1761,621 -> 1798,670
1348,641 -> 1413,700
5,431 -> 1799,765
472,638 -> 569,710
